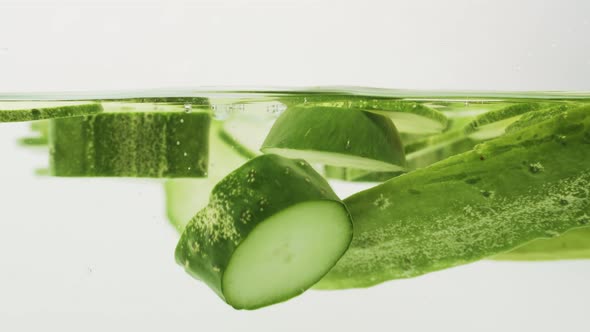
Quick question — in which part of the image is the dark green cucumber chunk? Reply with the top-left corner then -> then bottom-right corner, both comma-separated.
316,106 -> 590,289
175,154 -> 352,310
0,101 -> 102,122
49,112 -> 210,178
262,106 -> 406,172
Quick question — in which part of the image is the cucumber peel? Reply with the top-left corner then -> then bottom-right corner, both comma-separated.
464,103 -> 546,140
0,101 -> 102,122
494,227 -> 590,260
316,106 -> 590,289
262,106 -> 406,172
175,154 -> 352,309
49,112 -> 211,178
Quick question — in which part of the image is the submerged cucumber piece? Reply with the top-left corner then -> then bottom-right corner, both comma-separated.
281,96 -> 448,134
316,106 -> 590,289
494,227 -> 590,260
464,103 -> 545,140
262,106 -> 406,172
0,101 -> 102,122
175,154 -> 352,309
49,112 -> 210,178
165,122 -> 248,232
17,120 -> 50,147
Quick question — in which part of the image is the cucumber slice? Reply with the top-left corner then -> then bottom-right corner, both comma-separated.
261,106 -> 406,172
0,101 -> 102,122
316,106 -> 590,289
175,154 -> 352,309
494,227 -> 590,260
165,122 -> 248,232
49,112 -> 210,178
464,103 -> 546,140
324,165 -> 403,182
281,96 -> 448,134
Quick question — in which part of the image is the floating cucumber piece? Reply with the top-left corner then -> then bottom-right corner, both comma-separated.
175,154 -> 352,310
49,112 -> 210,178
504,103 -> 578,134
262,106 -> 406,172
0,101 -> 102,122
324,166 -> 403,183
280,96 -> 447,134
464,103 -> 547,140
165,122 -> 248,232
316,106 -> 590,289
494,227 -> 590,260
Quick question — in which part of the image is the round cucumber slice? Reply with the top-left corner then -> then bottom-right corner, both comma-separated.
261,106 -> 406,172
464,102 -> 546,140
49,112 -> 210,178
280,96 -> 448,134
175,154 -> 352,310
0,101 -> 102,122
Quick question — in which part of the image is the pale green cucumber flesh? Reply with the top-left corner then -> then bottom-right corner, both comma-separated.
262,106 -> 406,172
316,106 -> 590,289
0,101 -> 102,122
223,200 -> 351,309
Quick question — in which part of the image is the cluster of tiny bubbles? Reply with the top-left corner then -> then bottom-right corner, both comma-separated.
184,104 -> 192,113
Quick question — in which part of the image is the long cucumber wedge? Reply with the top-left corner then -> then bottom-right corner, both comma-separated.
494,228 -> 590,260
262,106 -> 406,172
49,112 -> 210,178
464,102 -> 547,140
175,154 -> 352,309
0,101 -> 102,122
316,106 -> 590,289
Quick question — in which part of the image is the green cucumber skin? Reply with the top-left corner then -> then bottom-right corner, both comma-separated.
0,103 -> 103,122
464,102 -> 547,136
49,112 -> 210,178
317,106 -> 590,289
175,154 -> 351,307
494,227 -> 590,260
262,106 -> 406,170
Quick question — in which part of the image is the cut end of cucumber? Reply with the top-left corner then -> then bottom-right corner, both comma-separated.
223,200 -> 352,310
262,148 -> 405,172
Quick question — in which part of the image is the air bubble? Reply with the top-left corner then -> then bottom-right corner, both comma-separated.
529,162 -> 544,174
284,167 -> 291,175
184,104 -> 192,113
183,152 -> 188,157
176,141 -> 180,145
180,119 -> 185,124
345,139 -> 351,150
305,178 -> 311,183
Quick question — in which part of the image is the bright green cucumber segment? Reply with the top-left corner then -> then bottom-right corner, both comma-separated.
316,106 -> 590,289
165,122 -> 248,232
281,96 -> 447,134
494,227 -> 590,260
49,112 -> 210,178
464,103 -> 546,140
175,154 -> 352,310
0,101 -> 102,122
262,106 -> 406,172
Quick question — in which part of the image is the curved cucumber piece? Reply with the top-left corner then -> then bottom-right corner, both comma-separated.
316,106 -> 590,289
494,227 -> 590,260
175,154 -> 352,310
262,106 -> 406,172
281,96 -> 448,134
165,122 -> 248,232
464,103 -> 546,140
504,103 -> 578,134
0,101 -> 102,122
49,112 -> 210,178
324,165 -> 403,182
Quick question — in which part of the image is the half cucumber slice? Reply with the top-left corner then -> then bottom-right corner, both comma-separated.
0,101 -> 102,122
261,106 -> 406,172
49,112 -> 210,178
175,154 -> 352,310
317,106 -> 590,289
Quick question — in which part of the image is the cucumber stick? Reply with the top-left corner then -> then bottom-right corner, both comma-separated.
165,122 -> 248,232
494,228 -> 590,260
262,106 -> 406,172
49,112 -> 210,177
176,154 -> 352,309
316,106 -> 590,289
0,101 -> 102,122
464,103 -> 546,140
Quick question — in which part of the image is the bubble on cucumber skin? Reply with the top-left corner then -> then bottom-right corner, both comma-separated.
373,194 -> 391,210
246,169 -> 256,184
345,139 -> 351,150
529,162 -> 544,174
284,167 -> 291,175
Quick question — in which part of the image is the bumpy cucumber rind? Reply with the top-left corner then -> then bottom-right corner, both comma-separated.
0,102 -> 103,122
262,106 -> 406,172
317,106 -> 590,289
49,112 -> 210,178
175,154 -> 352,309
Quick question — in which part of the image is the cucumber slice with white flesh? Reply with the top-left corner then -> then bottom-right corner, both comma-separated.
281,96 -> 448,134
0,101 -> 102,122
49,112 -> 210,177
464,102 -> 547,140
175,154 -> 352,309
165,122 -> 248,232
262,106 -> 406,172
316,106 -> 590,289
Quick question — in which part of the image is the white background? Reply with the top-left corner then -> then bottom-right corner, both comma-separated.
1,0 -> 590,331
